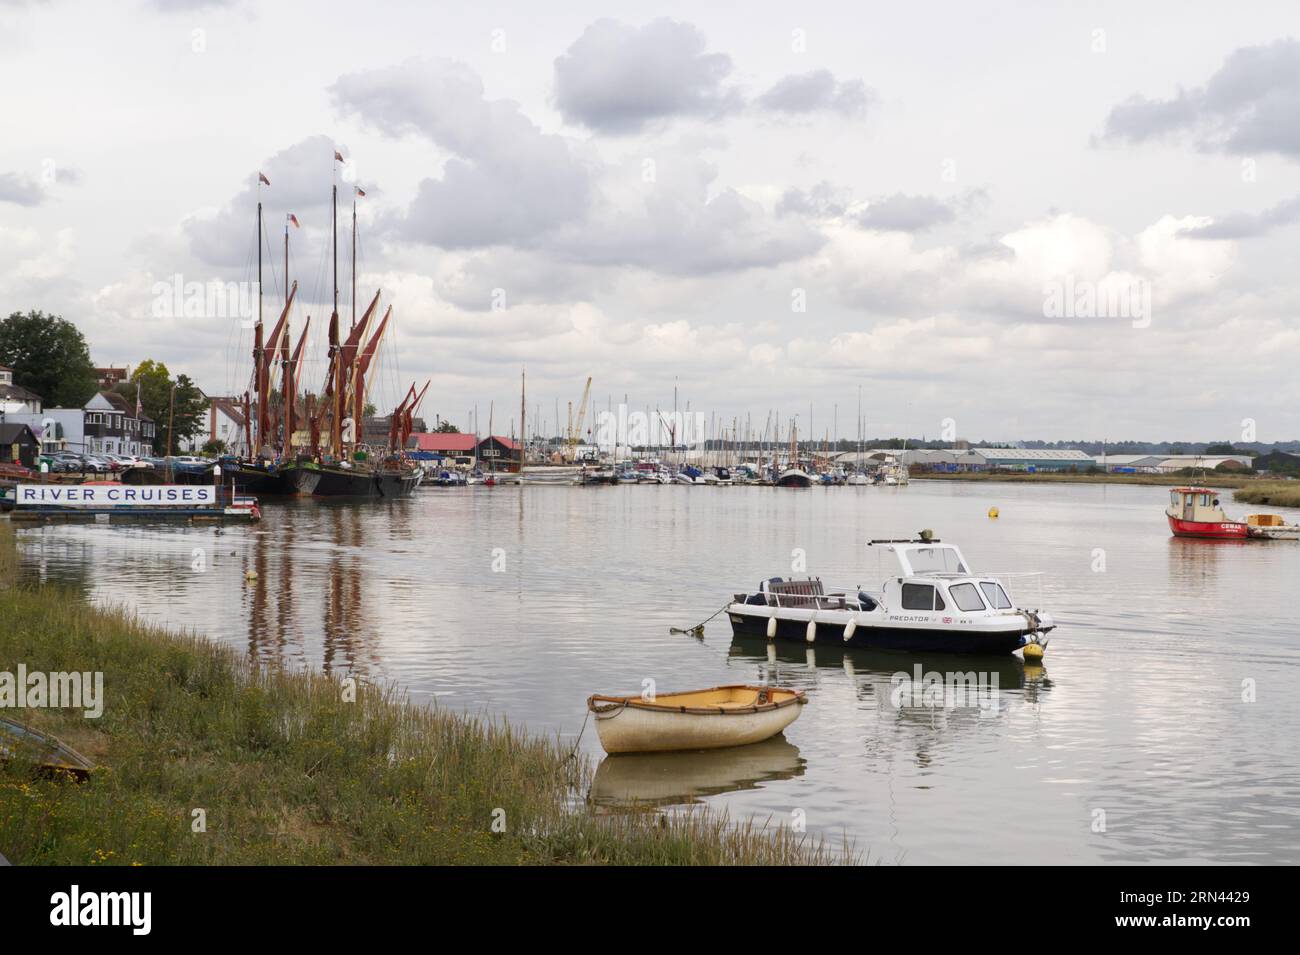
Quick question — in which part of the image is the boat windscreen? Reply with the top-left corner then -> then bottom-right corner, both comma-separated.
907,546 -> 968,574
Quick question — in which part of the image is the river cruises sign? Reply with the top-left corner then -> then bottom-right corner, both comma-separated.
16,485 -> 217,507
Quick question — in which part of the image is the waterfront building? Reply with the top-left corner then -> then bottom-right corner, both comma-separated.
0,365 -> 42,414
0,422 -> 39,467
956,448 -> 1095,472
83,391 -> 155,456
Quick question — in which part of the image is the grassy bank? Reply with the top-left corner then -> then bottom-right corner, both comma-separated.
0,523 -> 846,865
1232,482 -> 1300,508
912,471 -> 1252,489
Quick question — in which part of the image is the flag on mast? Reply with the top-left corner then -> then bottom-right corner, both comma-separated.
355,187 -> 365,197
287,213 -> 300,228
333,150 -> 344,163
258,172 -> 270,185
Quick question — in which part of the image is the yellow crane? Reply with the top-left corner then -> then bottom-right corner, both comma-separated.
567,376 -> 592,461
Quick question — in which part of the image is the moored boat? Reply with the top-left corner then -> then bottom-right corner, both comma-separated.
588,685 -> 806,754
725,535 -> 1055,654
776,467 -> 812,488
1167,486 -> 1300,540
1166,487 -> 1249,539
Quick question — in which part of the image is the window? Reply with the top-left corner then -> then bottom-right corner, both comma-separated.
906,546 -> 968,574
949,582 -> 986,612
979,582 -> 1012,609
901,583 -> 946,611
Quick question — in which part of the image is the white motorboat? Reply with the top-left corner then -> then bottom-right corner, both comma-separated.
725,535 -> 1055,655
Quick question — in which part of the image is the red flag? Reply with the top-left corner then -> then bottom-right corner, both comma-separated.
355,187 -> 366,197
258,172 -> 270,186
287,213 -> 300,228
334,150 -> 344,163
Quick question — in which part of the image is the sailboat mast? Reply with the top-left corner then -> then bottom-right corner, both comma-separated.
520,367 -> 526,471
331,173 -> 342,456
254,191 -> 263,453
351,194 -> 357,329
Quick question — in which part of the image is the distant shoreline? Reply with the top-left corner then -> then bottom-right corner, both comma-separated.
910,471 -> 1255,489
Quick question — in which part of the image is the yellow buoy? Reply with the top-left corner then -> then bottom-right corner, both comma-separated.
988,507 -> 999,519
843,618 -> 857,642
766,616 -> 777,639
806,617 -> 817,643
1022,641 -> 1044,661
244,570 -> 258,581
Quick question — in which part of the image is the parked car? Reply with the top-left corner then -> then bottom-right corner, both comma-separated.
81,455 -> 113,474
40,452 -> 83,473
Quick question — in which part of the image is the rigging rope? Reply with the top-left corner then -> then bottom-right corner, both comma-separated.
669,600 -> 732,638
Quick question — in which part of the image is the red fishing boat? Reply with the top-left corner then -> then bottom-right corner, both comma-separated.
1166,487 -> 1249,539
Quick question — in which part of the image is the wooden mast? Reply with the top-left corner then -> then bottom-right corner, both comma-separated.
254,180 -> 264,456
330,156 -> 342,457
519,367 -> 526,472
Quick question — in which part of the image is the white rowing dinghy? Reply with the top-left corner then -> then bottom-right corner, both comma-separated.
587,685 -> 806,754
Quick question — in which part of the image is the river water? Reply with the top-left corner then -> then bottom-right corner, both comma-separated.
14,480 -> 1300,864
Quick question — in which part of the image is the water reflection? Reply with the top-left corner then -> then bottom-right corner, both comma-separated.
590,737 -> 805,811
12,481 -> 1300,863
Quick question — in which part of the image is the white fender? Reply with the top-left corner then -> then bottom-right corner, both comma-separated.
766,616 -> 777,639
843,617 -> 857,642
806,614 -> 817,643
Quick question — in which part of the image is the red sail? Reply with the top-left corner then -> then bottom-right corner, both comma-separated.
353,305 -> 391,429
289,314 -> 311,443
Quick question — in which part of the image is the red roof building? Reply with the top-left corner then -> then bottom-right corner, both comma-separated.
408,432 -> 479,454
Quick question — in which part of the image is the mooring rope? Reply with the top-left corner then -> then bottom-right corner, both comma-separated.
669,601 -> 733,638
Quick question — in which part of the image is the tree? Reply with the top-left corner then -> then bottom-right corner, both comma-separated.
201,438 -> 227,456
1204,443 -> 1238,455
0,310 -> 98,407
434,420 -> 460,433
116,359 -> 206,454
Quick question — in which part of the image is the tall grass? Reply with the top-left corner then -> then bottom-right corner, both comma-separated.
1232,483 -> 1300,508
0,522 -> 852,865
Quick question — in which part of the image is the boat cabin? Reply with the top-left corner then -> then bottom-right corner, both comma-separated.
870,542 -> 1019,616
1167,487 -> 1229,523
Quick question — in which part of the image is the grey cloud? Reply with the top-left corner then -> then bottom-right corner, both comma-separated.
332,58 -> 590,247
1180,194 -> 1300,239
553,18 -> 740,133
779,183 -> 984,233
183,134 -> 344,267
0,172 -> 46,206
857,193 -> 955,232
1101,38 -> 1300,158
553,178 -> 824,275
757,69 -> 873,119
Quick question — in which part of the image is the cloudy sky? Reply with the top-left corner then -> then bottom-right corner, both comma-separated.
3,0 -> 1300,442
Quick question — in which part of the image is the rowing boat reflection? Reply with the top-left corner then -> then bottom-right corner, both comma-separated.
589,736 -> 805,811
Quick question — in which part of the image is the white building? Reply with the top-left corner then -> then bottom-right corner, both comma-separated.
181,396 -> 249,455
0,365 -> 42,414
958,448 -> 1094,471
